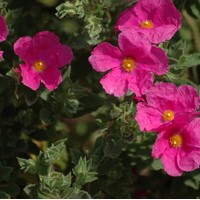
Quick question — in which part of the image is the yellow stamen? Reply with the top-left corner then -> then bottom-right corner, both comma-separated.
34,60 -> 46,72
140,20 -> 154,29
169,134 -> 183,148
163,110 -> 175,121
122,57 -> 135,72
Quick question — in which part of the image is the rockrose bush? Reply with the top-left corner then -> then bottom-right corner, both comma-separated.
1,0 -> 200,198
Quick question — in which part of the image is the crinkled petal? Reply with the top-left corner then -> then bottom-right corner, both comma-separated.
20,63 -> 40,90
185,118 -> 200,148
100,67 -> 128,97
137,46 -> 169,75
32,31 -> 60,51
161,148 -> 182,176
150,0 -> 182,31
128,69 -> 153,97
177,148 -> 200,172
115,7 -> 139,32
177,85 -> 199,112
56,44 -> 73,68
14,36 -> 33,63
118,31 -> 151,59
41,66 -> 62,91
0,16 -> 8,42
135,102 -> 163,132
138,25 -> 181,44
152,132 -> 170,158
115,0 -> 182,44
145,82 -> 177,110
89,42 -> 121,72
31,31 -> 62,65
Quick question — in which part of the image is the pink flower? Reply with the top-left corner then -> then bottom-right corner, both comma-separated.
0,16 -> 9,59
135,82 -> 200,132
14,31 -> 73,91
115,0 -> 182,44
88,31 -> 168,97
152,118 -> 200,176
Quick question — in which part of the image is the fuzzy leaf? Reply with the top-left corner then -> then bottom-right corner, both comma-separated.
43,172 -> 72,189
172,53 -> 200,70
17,158 -> 37,174
73,157 -> 98,187
45,139 -> 67,161
151,159 -> 163,171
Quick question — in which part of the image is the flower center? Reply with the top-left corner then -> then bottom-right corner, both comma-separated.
140,20 -> 154,29
163,110 -> 175,121
169,134 -> 183,148
122,57 -> 135,72
33,60 -> 46,72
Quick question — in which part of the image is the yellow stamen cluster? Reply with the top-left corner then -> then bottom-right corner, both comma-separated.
169,134 -> 183,148
34,60 -> 46,72
163,110 -> 175,121
140,20 -> 154,29
122,57 -> 135,72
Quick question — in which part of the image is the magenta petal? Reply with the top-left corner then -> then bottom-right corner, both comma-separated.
100,67 -> 128,97
115,7 -> 139,32
135,102 -> 163,132
146,82 -> 177,109
128,69 -> 153,97
14,36 -> 33,63
20,64 -> 40,90
177,85 -> 199,112
140,25 -> 180,44
177,148 -> 200,172
56,44 -> 73,68
89,42 -> 121,72
41,66 -> 62,91
137,46 -> 169,75
33,31 -> 60,50
0,16 -> 8,42
118,31 -> 151,58
152,132 -> 169,158
161,148 -> 182,176
186,118 -> 200,148
115,0 -> 181,44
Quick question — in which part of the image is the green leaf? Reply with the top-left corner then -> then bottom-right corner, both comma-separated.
84,14 -> 103,45
172,53 -> 200,70
40,90 -> 50,101
193,173 -> 200,181
73,157 -> 98,187
37,153 -> 50,176
24,184 -> 38,199
17,158 -> 37,174
184,179 -> 199,190
45,139 -> 67,161
56,0 -> 87,19
89,136 -> 105,163
151,159 -> 163,171
0,191 -> 10,199
70,148 -> 84,165
104,139 -> 127,159
60,187 -> 77,199
43,172 -> 72,189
